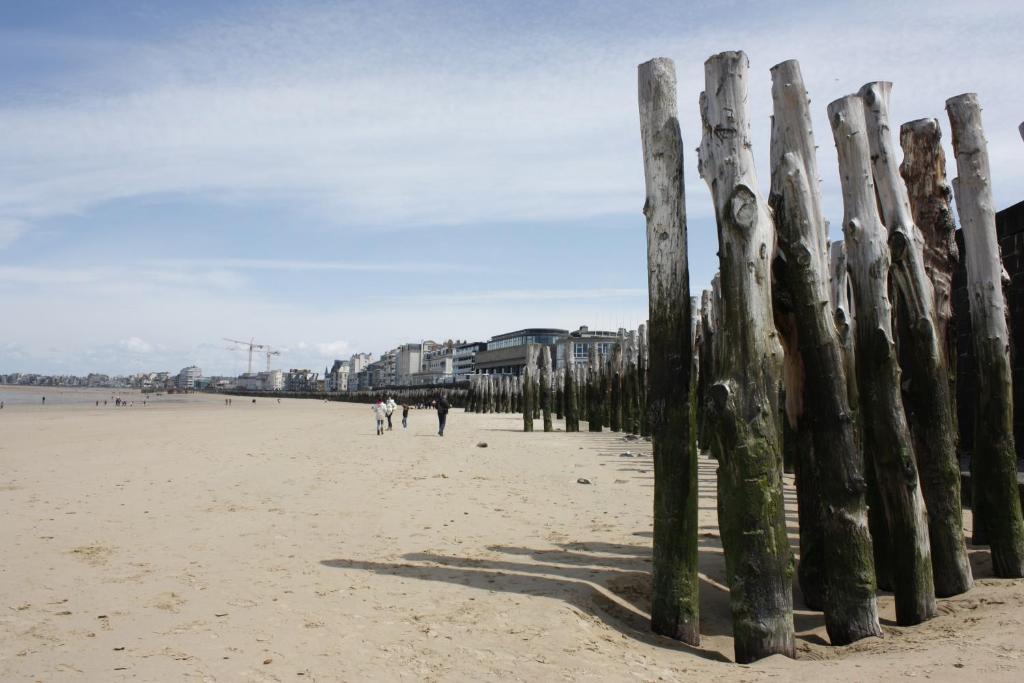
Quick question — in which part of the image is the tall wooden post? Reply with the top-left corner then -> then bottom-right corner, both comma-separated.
522,366 -> 535,433
697,51 -> 793,662
829,93 -> 936,625
861,82 -> 971,596
638,57 -> 699,645
769,59 -> 880,643
638,323 -> 650,436
947,93 -> 1024,577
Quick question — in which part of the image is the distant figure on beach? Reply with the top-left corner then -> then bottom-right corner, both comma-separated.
402,404 -> 409,430
435,394 -> 449,437
372,399 -> 387,436
385,397 -> 396,431
41,396 -> 45,404
96,400 -> 99,407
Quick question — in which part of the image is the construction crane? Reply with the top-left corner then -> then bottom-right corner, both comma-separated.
224,338 -> 281,375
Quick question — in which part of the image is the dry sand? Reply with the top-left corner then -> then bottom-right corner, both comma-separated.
2,391 -> 1023,681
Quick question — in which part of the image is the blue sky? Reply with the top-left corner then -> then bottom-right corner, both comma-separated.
1,0 -> 1022,375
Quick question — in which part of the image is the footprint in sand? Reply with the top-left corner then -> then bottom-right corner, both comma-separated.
148,592 -> 187,613
68,544 -> 115,566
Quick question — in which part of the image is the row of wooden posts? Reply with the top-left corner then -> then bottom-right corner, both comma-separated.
465,332 -> 652,437
459,51 -> 1018,665
630,51 -> 1023,663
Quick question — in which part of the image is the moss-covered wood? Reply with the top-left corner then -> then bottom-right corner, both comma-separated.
861,82 -> 971,597
947,93 -> 1024,577
769,59 -> 881,644
697,51 -> 793,663
638,57 -> 700,646
830,93 -> 936,625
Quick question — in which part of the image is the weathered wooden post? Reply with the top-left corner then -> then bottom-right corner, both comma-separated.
861,82 -> 971,596
555,368 -> 564,421
522,367 -> 535,433
638,56 -> 699,645
947,93 -> 1024,577
540,346 -> 553,432
829,93 -> 936,624
769,59 -> 880,642
587,344 -> 603,432
900,118 -> 960,378
610,342 -> 623,432
696,289 -> 714,452
832,239 -> 892,589
638,323 -> 650,436
564,364 -> 579,432
697,51 -> 793,662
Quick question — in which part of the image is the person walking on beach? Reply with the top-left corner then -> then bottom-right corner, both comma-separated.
372,399 -> 387,436
385,397 -> 396,431
402,404 -> 409,430
435,394 -> 449,437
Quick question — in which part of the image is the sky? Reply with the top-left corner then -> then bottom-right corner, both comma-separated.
1,0 -> 1022,376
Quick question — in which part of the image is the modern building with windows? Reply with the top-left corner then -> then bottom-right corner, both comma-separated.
472,328 -> 568,375
555,326 -> 627,370
453,341 -> 485,380
176,365 -> 202,390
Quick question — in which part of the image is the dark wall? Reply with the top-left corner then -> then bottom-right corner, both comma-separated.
952,200 -> 1024,461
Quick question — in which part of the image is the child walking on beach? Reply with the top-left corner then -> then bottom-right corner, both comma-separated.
372,399 -> 387,436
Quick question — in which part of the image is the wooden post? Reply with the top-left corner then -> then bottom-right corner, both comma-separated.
540,346 -> 553,432
697,51 -> 793,662
638,323 -> 650,436
522,366 -> 534,432
610,342 -> 623,432
861,82 -> 971,597
769,59 -> 880,643
696,289 -> 714,452
587,343 -> 603,432
564,364 -> 578,432
829,93 -> 936,625
638,57 -> 699,645
900,118 -> 960,378
947,93 -> 1024,577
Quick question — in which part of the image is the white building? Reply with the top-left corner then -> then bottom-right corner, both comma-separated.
347,353 -> 374,391
176,366 -> 202,390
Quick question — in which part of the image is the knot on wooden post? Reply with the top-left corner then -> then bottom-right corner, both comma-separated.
730,185 -> 758,230
888,228 -> 910,261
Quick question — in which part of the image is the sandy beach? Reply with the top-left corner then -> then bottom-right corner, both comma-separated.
2,390 -> 1023,681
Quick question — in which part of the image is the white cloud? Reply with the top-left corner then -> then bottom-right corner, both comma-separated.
315,340 -> 349,357
117,337 -> 153,354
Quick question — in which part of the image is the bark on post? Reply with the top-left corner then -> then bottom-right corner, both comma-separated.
564,364 -> 579,432
638,57 -> 699,645
947,93 -> 1024,577
697,51 -> 793,662
697,289 -> 714,452
769,59 -> 880,643
861,82 -> 971,597
829,93 -> 936,624
540,346 -> 553,432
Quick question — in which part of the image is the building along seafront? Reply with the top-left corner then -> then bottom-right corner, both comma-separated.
471,328 -> 567,376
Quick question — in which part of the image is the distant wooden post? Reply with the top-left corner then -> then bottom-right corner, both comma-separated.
522,365 -> 535,432
947,93 -> 1024,577
769,59 -> 880,642
610,342 -> 623,432
540,346 -> 553,432
587,344 -> 603,432
697,51 -> 792,662
638,323 -> 650,436
639,56 -> 699,645
564,364 -> 579,432
861,82 -> 971,597
829,93 -> 936,625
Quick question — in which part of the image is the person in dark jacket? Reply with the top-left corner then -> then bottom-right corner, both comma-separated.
435,394 -> 449,437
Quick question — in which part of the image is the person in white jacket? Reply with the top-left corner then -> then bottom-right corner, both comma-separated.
372,400 -> 387,436
384,397 -> 397,431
